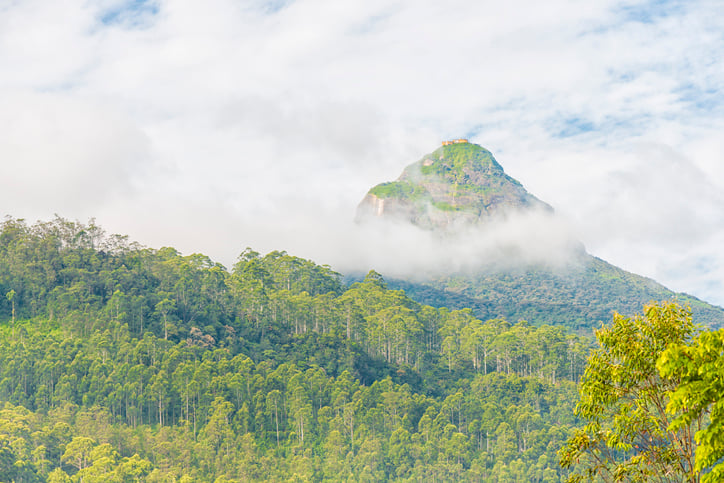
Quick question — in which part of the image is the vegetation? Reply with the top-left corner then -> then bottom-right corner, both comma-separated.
557,299 -> 724,482
659,328 -> 724,482
431,201 -> 463,212
559,302 -> 700,482
418,144 -> 507,181
389,256 -> 724,333
0,216 -> 592,481
368,181 -> 430,202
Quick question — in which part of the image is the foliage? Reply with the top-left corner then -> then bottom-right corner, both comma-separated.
432,200 -> 464,212
559,302 -> 700,482
418,144 -> 506,181
658,328 -> 724,482
410,143 -> 543,214
368,181 -> 430,201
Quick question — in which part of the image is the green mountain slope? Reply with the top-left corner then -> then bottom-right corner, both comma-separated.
357,142 -> 724,330
389,255 -> 723,331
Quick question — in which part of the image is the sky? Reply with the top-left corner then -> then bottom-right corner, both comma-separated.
1,0 -> 723,306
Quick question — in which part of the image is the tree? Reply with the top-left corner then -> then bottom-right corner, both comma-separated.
62,436 -> 96,472
47,468 -> 71,483
5,290 -> 15,324
266,389 -> 282,448
658,328 -> 724,483
200,396 -> 235,464
115,454 -> 153,481
154,296 -> 176,341
75,443 -> 119,482
439,309 -> 474,372
559,302 -> 699,482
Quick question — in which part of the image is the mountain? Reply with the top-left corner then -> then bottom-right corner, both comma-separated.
356,141 -> 724,330
356,140 -> 551,230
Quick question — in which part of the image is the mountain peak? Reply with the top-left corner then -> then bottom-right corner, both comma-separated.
356,142 -> 551,230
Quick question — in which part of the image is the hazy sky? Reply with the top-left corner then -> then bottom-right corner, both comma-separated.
1,0 -> 723,306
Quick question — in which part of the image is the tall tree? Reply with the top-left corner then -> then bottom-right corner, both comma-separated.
559,302 -> 700,482
5,289 -> 15,324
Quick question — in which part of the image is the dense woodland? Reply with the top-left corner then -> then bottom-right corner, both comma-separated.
0,216 -> 595,481
389,257 -> 724,333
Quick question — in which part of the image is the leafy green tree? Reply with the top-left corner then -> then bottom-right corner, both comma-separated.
115,454 -> 153,481
61,436 -> 96,472
200,396 -> 235,469
265,389 -> 283,448
75,443 -> 118,482
559,302 -> 699,482
47,468 -> 71,483
439,309 -> 469,372
658,328 -> 724,482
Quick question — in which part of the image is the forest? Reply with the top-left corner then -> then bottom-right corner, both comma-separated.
3,216 -> 723,482
0,216 -> 594,481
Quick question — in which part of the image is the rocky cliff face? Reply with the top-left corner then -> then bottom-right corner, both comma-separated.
356,142 -> 551,230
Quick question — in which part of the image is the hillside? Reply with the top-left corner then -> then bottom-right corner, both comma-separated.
388,255 -> 723,332
0,217 -> 590,481
356,142 -> 724,330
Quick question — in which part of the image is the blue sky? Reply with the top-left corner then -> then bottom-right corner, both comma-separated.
1,0 -> 723,306
99,0 -> 159,27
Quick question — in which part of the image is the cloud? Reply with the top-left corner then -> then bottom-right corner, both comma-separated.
341,208 -> 582,279
0,90 -> 151,218
228,203 -> 582,280
1,0 -> 724,307
511,139 -> 724,305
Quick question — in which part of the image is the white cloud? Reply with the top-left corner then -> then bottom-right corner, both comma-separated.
1,0 -> 723,306
0,90 -> 150,216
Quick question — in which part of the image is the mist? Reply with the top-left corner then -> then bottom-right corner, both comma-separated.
245,204 -> 583,280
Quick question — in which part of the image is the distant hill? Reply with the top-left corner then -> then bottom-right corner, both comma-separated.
356,141 -> 724,330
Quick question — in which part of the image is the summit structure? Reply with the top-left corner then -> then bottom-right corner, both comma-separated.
441,138 -> 468,145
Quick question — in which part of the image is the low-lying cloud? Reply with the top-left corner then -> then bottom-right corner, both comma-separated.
217,199 -> 582,280
345,208 -> 582,278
